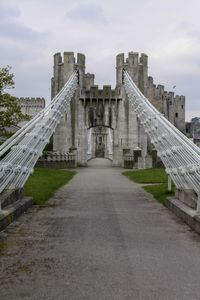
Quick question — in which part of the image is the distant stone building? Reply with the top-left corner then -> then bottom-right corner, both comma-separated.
0,97 -> 45,142
186,117 -> 200,147
17,97 -> 45,118
51,51 -> 186,167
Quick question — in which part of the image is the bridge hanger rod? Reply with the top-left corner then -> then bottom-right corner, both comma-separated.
0,74 -> 74,158
124,70 -> 200,203
0,71 -> 78,195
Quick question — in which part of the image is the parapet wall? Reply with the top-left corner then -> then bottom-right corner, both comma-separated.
17,97 -> 45,105
17,97 -> 45,117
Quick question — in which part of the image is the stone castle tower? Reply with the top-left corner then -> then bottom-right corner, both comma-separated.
51,51 -> 185,167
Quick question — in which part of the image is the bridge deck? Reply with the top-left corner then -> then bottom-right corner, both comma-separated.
0,158 -> 200,299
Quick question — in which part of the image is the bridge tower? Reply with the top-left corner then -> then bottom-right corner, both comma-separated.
51,52 -> 88,165
115,52 -> 151,168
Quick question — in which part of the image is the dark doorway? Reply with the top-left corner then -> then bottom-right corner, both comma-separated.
95,135 -> 105,157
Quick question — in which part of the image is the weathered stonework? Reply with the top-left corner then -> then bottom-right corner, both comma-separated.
51,51 -> 185,167
147,78 -> 185,132
17,97 -> 45,118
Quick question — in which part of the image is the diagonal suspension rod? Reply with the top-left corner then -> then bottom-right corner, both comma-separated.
0,71 -> 78,195
124,70 -> 200,208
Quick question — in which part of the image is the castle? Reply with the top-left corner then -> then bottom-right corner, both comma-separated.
51,51 -> 185,168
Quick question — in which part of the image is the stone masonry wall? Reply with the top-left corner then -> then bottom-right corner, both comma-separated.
17,97 -> 45,118
147,77 -> 185,132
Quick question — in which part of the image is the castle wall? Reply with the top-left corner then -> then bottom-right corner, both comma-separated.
147,76 -> 185,132
17,97 -> 45,117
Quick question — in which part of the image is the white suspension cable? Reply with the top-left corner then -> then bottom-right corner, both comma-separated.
124,71 -> 200,200
0,71 -> 78,194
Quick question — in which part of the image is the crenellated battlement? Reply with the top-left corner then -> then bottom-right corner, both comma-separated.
80,84 -> 122,101
147,76 -> 185,131
52,52 -> 86,98
53,52 -> 85,67
17,97 -> 45,117
84,73 -> 95,90
117,52 -> 148,67
17,97 -> 45,104
116,52 -> 148,94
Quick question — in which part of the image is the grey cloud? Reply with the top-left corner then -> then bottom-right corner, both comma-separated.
188,29 -> 200,42
65,3 -> 108,24
0,2 -> 20,20
175,21 -> 193,31
0,42 -> 45,66
175,21 -> 200,42
0,20 -> 49,41
13,66 -> 51,99
0,2 -> 50,42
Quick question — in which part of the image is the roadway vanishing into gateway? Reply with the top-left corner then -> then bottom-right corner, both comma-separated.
0,158 -> 200,299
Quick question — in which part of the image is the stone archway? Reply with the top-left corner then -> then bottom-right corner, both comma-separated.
87,125 -> 113,161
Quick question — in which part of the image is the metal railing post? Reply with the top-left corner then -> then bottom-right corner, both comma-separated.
168,175 -> 172,192
196,194 -> 200,213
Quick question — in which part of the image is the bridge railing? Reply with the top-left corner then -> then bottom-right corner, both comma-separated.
0,71 -> 78,206
124,70 -> 200,212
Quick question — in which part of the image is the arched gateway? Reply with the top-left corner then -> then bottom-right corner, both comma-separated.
51,52 -> 185,167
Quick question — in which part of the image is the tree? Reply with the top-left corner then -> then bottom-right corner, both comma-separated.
0,66 -> 30,140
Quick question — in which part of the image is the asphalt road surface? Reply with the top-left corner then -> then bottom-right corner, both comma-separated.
1,158 -> 200,300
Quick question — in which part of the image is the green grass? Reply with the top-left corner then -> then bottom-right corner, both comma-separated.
123,168 -> 168,184
24,168 -> 75,205
143,183 -> 175,204
123,168 -> 174,204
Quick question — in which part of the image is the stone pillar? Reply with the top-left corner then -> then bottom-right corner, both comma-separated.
116,53 -> 124,87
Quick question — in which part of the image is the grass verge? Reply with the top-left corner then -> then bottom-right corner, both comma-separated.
143,183 -> 175,204
123,168 -> 168,183
24,168 -> 75,205
123,168 -> 175,204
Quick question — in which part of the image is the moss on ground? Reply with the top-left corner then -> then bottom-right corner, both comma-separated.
0,239 -> 10,255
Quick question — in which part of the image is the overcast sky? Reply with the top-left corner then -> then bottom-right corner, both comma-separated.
1,0 -> 200,121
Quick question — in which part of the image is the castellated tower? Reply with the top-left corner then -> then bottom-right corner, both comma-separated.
51,51 -> 185,168
51,52 -> 87,165
115,52 -> 150,167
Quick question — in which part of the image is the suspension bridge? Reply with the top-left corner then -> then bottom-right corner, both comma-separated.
0,68 -> 200,211
1,58 -> 200,299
